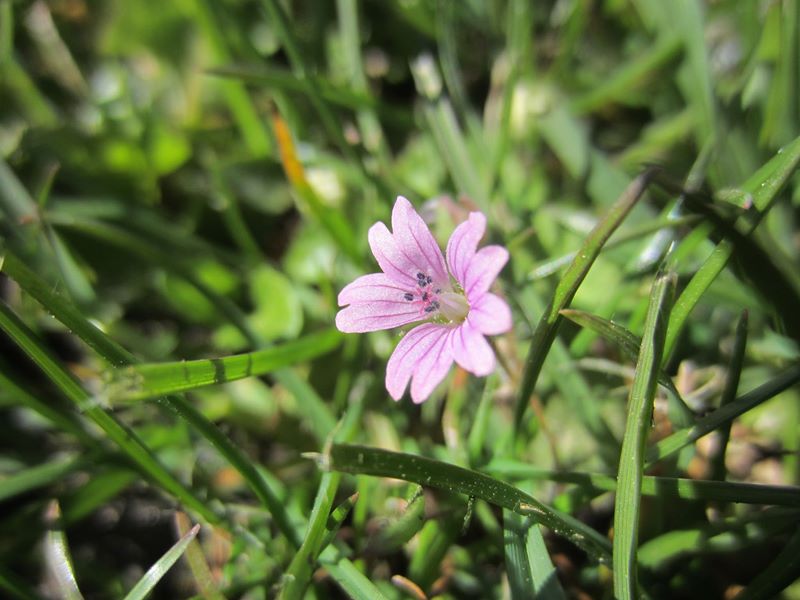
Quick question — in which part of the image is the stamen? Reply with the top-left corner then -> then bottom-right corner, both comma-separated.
403,292 -> 414,301
421,292 -> 429,301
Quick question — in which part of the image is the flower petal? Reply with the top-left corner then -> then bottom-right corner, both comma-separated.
409,327 -> 455,404
368,222 -> 418,287
467,292 -> 512,335
464,245 -> 509,298
391,196 -> 448,285
385,323 -> 453,402
452,322 -> 495,376
446,212 -> 485,288
336,302 -> 421,333
338,273 -> 412,305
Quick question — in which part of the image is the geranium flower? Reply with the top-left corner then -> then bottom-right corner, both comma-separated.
336,196 -> 512,403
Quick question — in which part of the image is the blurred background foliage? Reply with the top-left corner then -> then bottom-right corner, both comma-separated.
0,0 -> 799,598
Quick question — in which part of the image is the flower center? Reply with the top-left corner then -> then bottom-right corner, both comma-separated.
437,291 -> 469,323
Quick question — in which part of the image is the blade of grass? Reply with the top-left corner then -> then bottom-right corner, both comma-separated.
122,523 -> 201,600
257,0 -> 366,174
0,300 -> 219,523
0,359 -> 95,445
106,329 -> 341,402
319,557 -> 389,600
560,308 -> 693,425
664,135 -> 800,359
192,0 -> 272,156
528,214 -> 701,280
3,250 -> 315,547
613,271 -> 674,600
710,311 -> 748,481
488,461 -> 800,506
43,501 -> 83,600
734,526 -> 800,600
270,106 -> 362,264
504,510 -> 567,600
365,487 -> 425,555
0,454 -> 83,502
278,472 -> 342,600
0,564 -> 41,600
646,365 -> 800,466
513,168 -> 657,439
319,444 -> 612,564
208,64 -> 411,123
174,513 -> 224,600
423,99 -> 489,209
571,34 -> 682,114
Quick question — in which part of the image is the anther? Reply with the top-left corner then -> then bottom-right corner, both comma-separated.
403,292 -> 414,301
421,292 -> 429,301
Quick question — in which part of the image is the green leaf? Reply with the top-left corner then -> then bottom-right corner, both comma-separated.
613,271 -> 675,600
106,329 -> 341,402
319,444 -> 612,564
122,523 -> 201,600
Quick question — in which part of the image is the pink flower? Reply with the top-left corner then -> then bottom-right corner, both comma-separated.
336,196 -> 512,403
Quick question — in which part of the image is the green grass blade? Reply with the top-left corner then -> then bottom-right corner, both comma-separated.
319,558 -> 389,600
514,169 -> 656,437
320,444 -> 612,564
0,361 -> 95,446
4,249 -> 304,546
560,307 -> 693,425
613,271 -> 674,600
488,461 -> 800,506
122,523 -> 201,600
191,0 -> 272,156
366,487 -> 425,555
571,34 -> 682,114
504,510 -> 567,600
665,136 -> 800,358
0,455 -> 82,502
646,365 -> 800,466
257,0 -> 364,172
43,501 -> 83,600
710,311 -> 748,481
61,468 -> 138,525
107,329 -> 341,402
0,300 -> 219,524
423,99 -> 489,209
2,252 -> 134,365
734,527 -> 800,600
0,564 -> 41,600
279,472 -> 342,600
174,513 -> 224,600
528,214 -> 701,280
